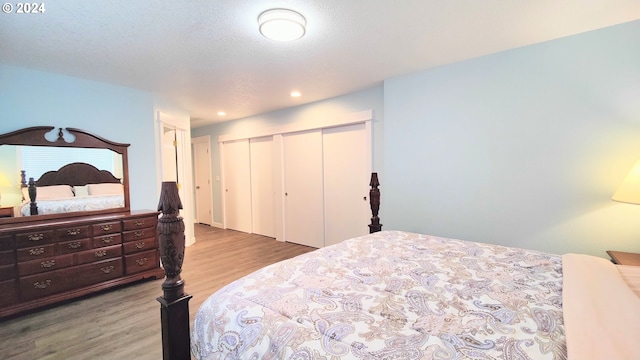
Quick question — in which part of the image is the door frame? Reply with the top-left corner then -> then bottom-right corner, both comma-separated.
155,111 -> 195,246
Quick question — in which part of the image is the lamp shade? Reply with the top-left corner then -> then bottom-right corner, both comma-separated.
612,160 -> 640,205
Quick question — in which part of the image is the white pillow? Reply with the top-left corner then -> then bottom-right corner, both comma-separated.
34,185 -> 74,200
618,265 -> 640,299
87,183 -> 124,196
73,185 -> 89,197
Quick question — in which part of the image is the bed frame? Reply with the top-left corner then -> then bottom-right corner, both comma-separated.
156,173 -> 382,360
21,162 -> 122,215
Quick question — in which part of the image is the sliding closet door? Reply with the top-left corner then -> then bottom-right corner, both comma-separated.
250,137 -> 275,238
323,123 -> 371,246
282,130 -> 324,248
222,139 -> 252,233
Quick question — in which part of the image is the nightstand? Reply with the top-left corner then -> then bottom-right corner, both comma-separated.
0,206 -> 13,218
606,250 -> 640,266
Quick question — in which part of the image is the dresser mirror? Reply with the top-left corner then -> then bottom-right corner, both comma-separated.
0,126 -> 130,225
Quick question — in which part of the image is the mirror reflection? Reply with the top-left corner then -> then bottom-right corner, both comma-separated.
0,145 -> 125,218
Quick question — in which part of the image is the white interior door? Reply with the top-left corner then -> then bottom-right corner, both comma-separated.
283,130 -> 324,248
161,126 -> 178,182
250,137 -> 275,237
193,137 -> 213,226
323,123 -> 371,246
222,139 -> 251,233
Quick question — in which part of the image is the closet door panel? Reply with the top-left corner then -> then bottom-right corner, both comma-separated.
323,123 -> 371,246
250,137 -> 275,238
283,130 -> 324,248
222,139 -> 252,233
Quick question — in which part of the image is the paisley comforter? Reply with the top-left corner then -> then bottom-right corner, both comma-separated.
192,231 -> 566,359
19,194 -> 124,216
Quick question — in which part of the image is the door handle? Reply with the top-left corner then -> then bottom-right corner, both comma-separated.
196,186 -> 200,189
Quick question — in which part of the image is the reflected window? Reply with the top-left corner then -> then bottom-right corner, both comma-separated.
20,147 -> 119,180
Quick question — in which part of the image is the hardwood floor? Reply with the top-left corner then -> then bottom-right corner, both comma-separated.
0,224 -> 315,360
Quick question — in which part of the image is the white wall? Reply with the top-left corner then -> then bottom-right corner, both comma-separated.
191,85 -> 384,226
384,20 -> 640,257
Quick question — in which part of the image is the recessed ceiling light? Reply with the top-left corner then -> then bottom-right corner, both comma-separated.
217,111 -> 226,116
290,91 -> 301,97
258,8 -> 306,42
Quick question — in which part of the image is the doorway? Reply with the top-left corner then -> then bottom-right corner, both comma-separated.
192,136 -> 213,226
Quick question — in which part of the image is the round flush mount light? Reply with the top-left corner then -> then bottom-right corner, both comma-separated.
258,8 -> 306,41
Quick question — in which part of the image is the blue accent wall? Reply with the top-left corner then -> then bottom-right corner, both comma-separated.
0,65 -> 159,210
384,20 -> 640,256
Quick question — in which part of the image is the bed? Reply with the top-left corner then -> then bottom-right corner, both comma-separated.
157,173 -> 640,359
19,162 -> 124,216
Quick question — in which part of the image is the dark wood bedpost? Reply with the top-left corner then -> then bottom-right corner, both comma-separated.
156,181 -> 192,360
28,177 -> 37,215
368,172 -> 382,233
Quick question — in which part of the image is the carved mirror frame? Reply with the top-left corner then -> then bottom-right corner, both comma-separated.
0,126 -> 130,225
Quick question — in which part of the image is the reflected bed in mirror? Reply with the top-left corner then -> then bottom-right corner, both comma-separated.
20,162 -> 125,217
0,126 -> 130,225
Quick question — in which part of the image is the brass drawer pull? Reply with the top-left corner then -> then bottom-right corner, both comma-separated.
29,247 -> 45,256
94,250 -> 107,258
34,280 -> 52,289
135,257 -> 148,266
135,242 -> 145,249
67,229 -> 81,236
102,236 -> 114,244
134,220 -> 145,226
68,241 -> 82,249
100,224 -> 113,232
28,233 -> 44,241
100,265 -> 115,274
133,230 -> 144,238
40,260 -> 56,268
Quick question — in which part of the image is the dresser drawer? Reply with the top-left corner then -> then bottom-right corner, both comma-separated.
124,250 -> 158,275
74,258 -> 123,288
0,264 -> 16,281
123,228 -> 155,243
57,225 -> 90,241
18,254 -> 74,276
0,279 -> 18,307
16,230 -> 55,248
0,235 -> 14,251
0,250 -> 14,266
57,238 -> 91,254
123,237 -> 156,254
76,245 -> 122,265
92,233 -> 122,248
17,244 -> 56,262
122,215 -> 157,231
19,268 -> 74,302
92,221 -> 122,236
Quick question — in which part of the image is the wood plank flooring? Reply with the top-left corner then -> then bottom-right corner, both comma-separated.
0,225 -> 315,360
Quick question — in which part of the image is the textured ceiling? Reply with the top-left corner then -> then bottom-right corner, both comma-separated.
1,0 -> 639,127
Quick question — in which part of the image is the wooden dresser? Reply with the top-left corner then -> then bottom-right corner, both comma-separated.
0,210 -> 163,318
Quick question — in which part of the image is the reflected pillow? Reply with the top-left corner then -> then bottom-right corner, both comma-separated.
87,183 -> 124,196
73,185 -> 89,197
28,185 -> 75,200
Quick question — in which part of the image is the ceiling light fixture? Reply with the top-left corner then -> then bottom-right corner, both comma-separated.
290,91 -> 301,97
258,8 -> 306,42
217,111 -> 226,116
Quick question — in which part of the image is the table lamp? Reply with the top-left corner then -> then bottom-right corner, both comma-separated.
612,160 -> 640,205
0,172 -> 11,206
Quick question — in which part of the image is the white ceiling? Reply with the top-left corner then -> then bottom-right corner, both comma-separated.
1,1 -> 639,127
